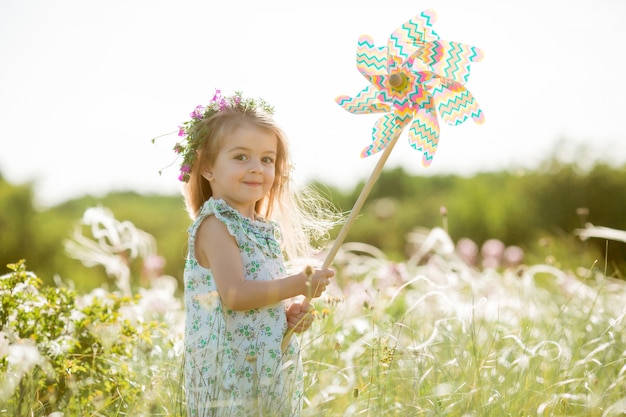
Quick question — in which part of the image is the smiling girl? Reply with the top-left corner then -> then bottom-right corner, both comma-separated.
176,90 -> 336,416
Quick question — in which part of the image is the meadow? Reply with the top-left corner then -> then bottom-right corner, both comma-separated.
2,207 -> 626,416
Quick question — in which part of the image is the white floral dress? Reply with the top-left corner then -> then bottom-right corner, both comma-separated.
183,198 -> 303,417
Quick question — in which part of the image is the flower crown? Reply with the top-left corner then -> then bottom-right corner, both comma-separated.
173,89 -> 275,182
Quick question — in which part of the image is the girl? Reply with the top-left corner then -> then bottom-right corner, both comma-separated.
177,90 -> 336,416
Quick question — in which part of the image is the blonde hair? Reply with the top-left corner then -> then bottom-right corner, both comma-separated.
182,104 -> 338,260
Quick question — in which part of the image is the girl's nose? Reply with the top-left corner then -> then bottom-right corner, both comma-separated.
249,158 -> 262,173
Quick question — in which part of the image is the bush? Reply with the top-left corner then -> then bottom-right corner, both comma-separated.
0,260 -> 184,416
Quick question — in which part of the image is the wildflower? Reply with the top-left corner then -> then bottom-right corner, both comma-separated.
89,323 -> 121,351
55,335 -> 76,355
190,105 -> 205,119
0,332 -> 9,357
138,282 -> 181,316
7,341 -> 42,373
177,126 -> 186,137
13,281 -> 38,296
503,245 -> 524,267
46,341 -> 62,357
481,238 -> 505,269
457,237 -> 478,266
178,164 -> 192,182
142,254 -> 166,278
2,341 -> 43,400
171,339 -> 185,357
381,343 -> 396,366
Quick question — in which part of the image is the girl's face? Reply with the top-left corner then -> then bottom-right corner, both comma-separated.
203,125 -> 277,219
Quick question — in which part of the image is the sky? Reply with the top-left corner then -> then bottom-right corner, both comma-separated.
1,0 -> 625,208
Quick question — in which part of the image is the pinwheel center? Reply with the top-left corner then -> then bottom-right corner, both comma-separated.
388,73 -> 407,91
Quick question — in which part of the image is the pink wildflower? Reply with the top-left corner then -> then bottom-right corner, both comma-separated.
190,105 -> 204,119
177,126 -> 185,137
180,165 -> 191,173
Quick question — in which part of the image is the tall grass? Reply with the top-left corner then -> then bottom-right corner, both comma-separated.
299,232 -> 626,416
2,211 -> 625,416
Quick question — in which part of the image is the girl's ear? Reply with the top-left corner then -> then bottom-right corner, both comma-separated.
201,168 -> 214,182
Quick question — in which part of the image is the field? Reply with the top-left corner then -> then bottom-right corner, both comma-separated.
2,211 -> 626,416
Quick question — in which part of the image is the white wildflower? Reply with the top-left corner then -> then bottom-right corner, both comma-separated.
64,206 -> 157,296
0,331 -> 9,357
7,341 -> 42,372
89,323 -> 122,351
1,340 -> 43,401
138,276 -> 181,316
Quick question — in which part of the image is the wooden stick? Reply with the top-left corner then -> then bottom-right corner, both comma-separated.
281,132 -> 403,353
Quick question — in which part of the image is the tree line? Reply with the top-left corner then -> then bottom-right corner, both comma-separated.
1,157 -> 625,291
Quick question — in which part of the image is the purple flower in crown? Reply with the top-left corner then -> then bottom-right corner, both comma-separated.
190,105 -> 205,119
177,126 -> 185,137
178,164 -> 191,182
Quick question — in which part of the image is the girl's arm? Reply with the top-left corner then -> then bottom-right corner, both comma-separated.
195,215 -> 333,311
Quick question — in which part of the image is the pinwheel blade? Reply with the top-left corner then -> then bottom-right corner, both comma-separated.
361,112 -> 411,157
336,85 -> 390,115
357,35 -> 387,77
387,8 -> 440,72
408,96 -> 440,167
432,79 -> 485,126
415,40 -> 484,84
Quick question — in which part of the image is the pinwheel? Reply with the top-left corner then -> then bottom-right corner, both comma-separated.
282,9 -> 484,351
336,8 -> 485,166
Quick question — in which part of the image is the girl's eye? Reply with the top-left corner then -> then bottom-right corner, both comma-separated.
262,157 -> 275,164
234,154 -> 248,161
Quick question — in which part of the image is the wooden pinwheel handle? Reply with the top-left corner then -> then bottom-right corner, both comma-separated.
281,131 -> 402,353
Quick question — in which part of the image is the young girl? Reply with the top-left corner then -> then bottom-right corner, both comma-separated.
177,90 -> 336,416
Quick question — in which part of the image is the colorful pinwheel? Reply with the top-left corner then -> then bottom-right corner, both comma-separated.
336,9 -> 485,166
282,9 -> 484,352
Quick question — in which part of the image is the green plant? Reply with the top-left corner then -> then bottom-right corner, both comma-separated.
0,260 -> 183,416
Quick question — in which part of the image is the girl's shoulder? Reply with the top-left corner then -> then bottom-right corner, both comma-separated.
196,198 -> 278,228
195,198 -> 239,225
192,198 -> 282,254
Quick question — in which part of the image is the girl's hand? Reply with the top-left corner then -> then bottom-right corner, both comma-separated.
305,268 -> 334,298
286,302 -> 314,333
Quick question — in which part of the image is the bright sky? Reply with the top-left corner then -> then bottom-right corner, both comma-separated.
1,0 -> 625,207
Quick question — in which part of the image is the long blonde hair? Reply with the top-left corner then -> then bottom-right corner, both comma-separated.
182,104 -> 338,260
